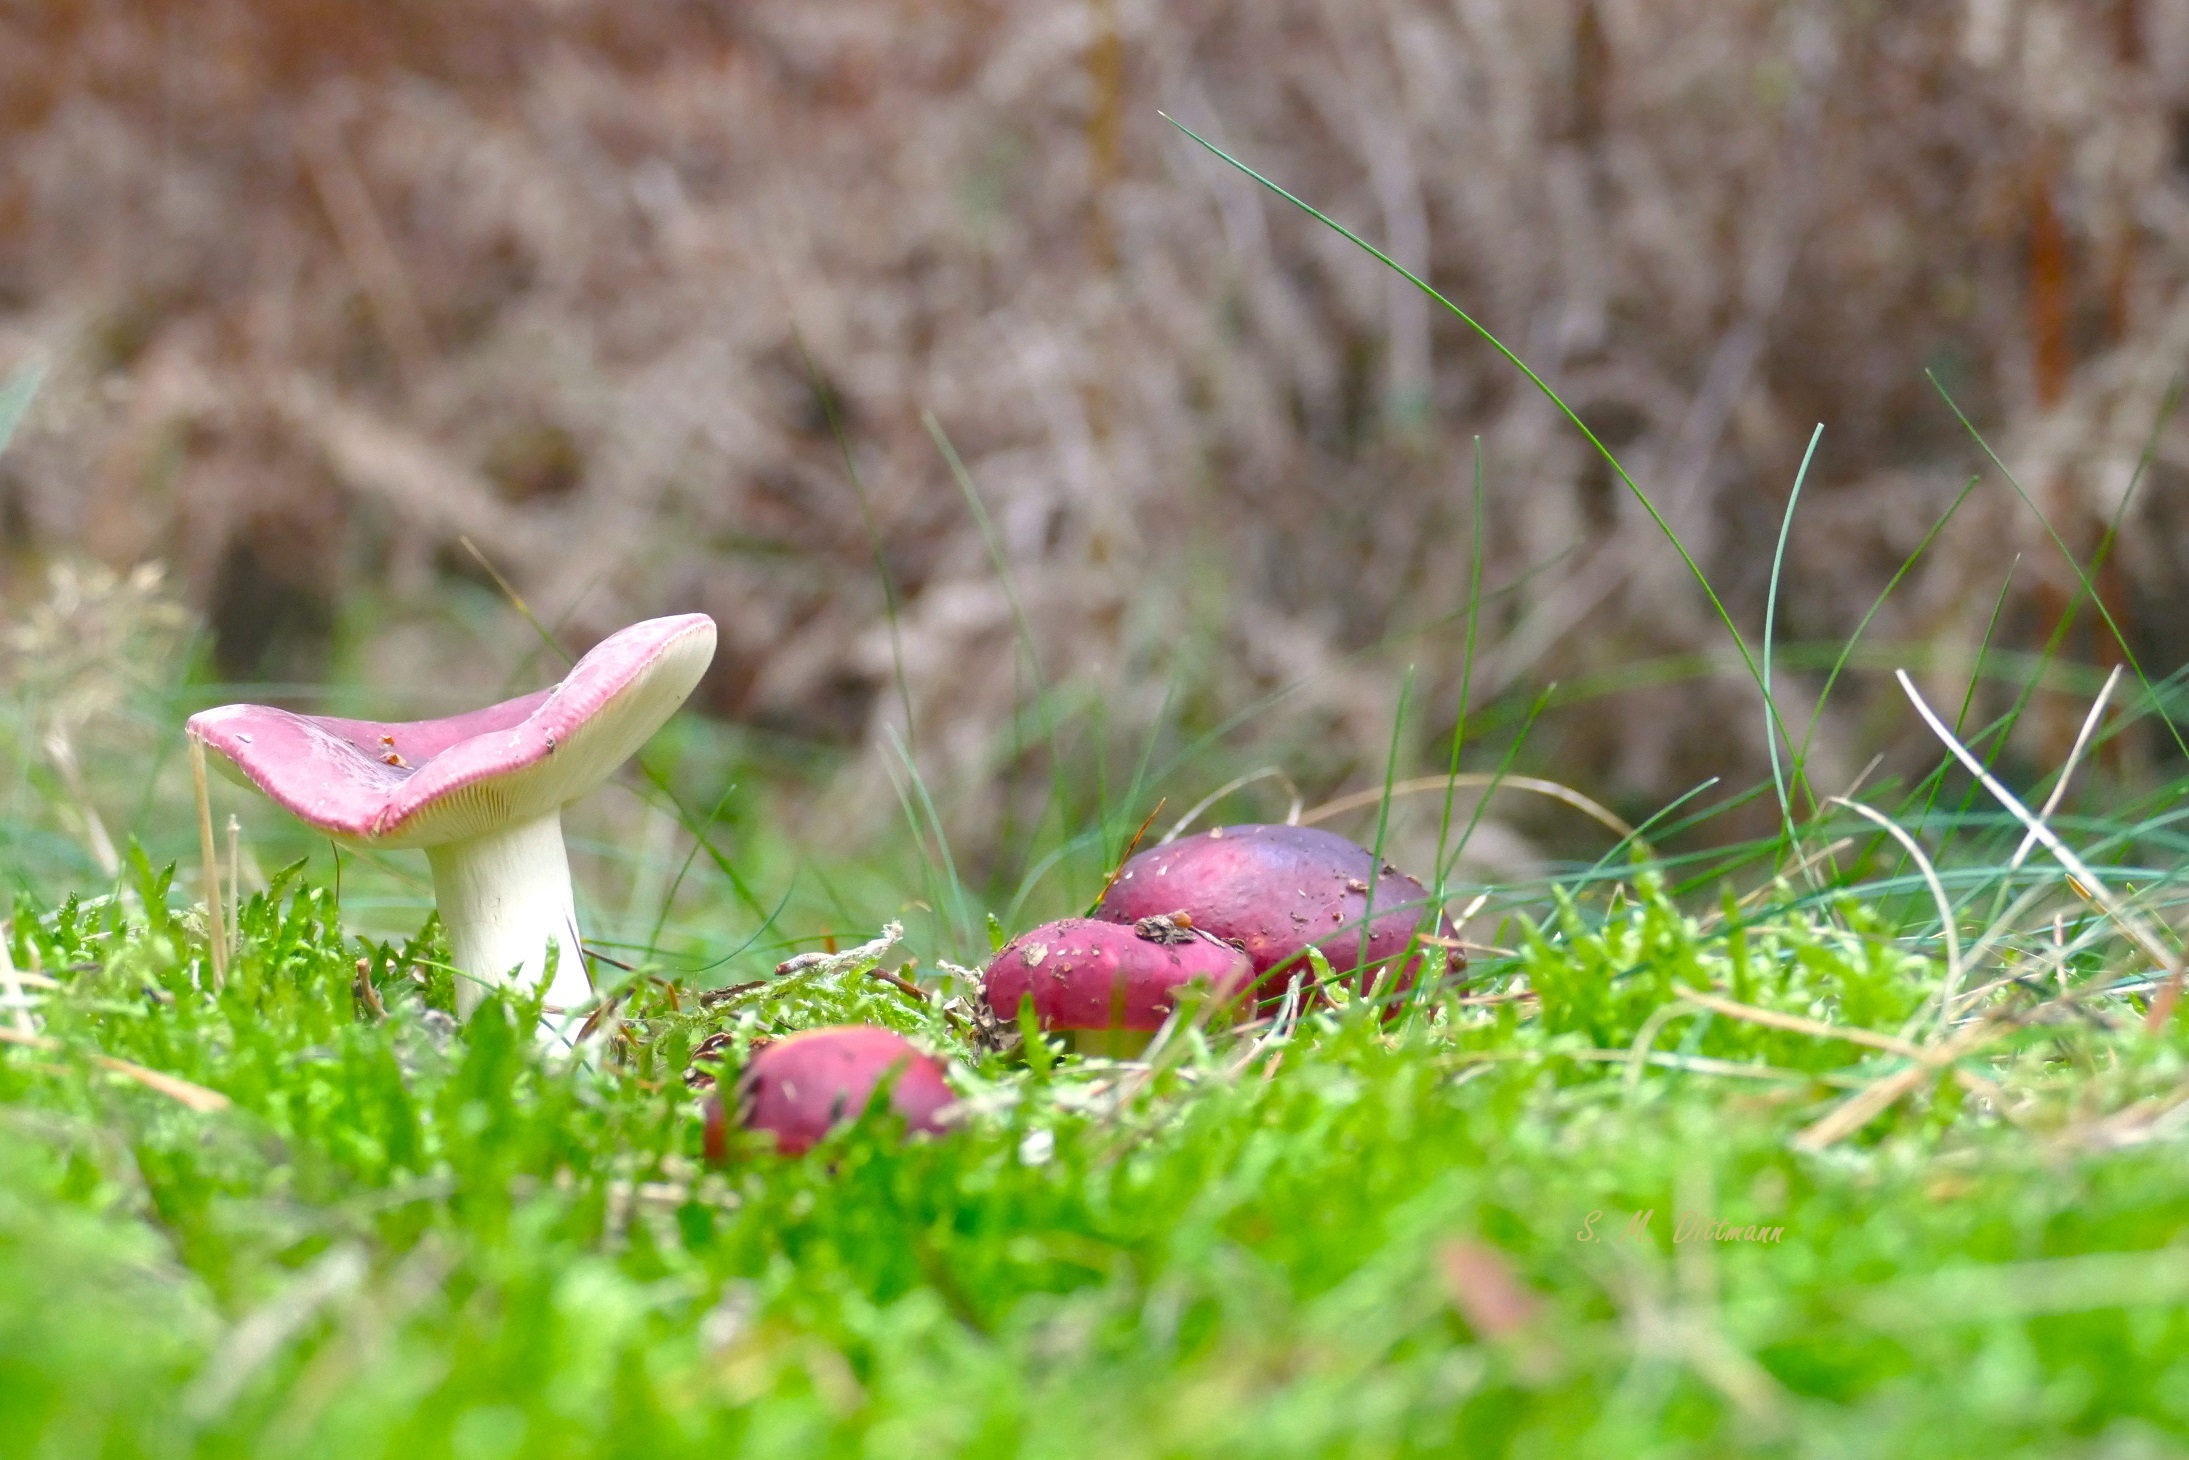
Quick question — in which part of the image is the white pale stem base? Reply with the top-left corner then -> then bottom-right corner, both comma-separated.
427,810 -> 594,1035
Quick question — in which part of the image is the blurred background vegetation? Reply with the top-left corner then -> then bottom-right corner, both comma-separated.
3,0 -> 2188,959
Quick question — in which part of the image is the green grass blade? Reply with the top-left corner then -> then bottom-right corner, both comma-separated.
1899,558 -> 2017,863
1160,114 -> 1771,709
1428,439 -> 1487,939
0,362 -> 43,458
1764,425 -> 1824,852
1360,665 -> 1413,979
800,329 -> 919,760
923,411 -> 1082,886
1792,473 -> 1981,788
1927,370 -> 2189,763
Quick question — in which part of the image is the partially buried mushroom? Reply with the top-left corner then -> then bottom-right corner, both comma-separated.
984,916 -> 1255,1057
720,1025 -> 954,1157
188,613 -> 716,1034
1095,823 -> 1462,1008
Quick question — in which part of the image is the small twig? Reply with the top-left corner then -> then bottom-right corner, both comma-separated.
1103,799 -> 1167,894
868,961 -> 931,1004
1793,1012 -> 2010,1151
698,979 -> 767,1008
351,959 -> 386,1020
771,923 -> 904,981
573,988 -> 626,1047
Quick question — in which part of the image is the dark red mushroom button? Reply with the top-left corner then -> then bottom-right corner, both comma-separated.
1093,823 -> 1462,1007
983,915 -> 1254,1058
718,1025 -> 954,1157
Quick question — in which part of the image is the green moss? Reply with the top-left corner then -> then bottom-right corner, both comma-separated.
0,859 -> 2185,1457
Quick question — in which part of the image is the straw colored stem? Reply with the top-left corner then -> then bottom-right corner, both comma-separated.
189,734 -> 227,991
1829,797 -> 1962,1030
0,1025 -> 230,1112
1299,773 -> 1641,851
1161,768 -> 1300,842
2011,663 -> 2122,870
1677,985 -> 1923,1059
1793,1015 -> 2008,1151
1895,671 -> 2182,1022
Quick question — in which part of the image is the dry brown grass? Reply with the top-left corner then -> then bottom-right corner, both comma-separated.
4,1 -> 2189,868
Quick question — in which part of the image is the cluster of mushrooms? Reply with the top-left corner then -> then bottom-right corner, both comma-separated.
189,615 -> 1463,1158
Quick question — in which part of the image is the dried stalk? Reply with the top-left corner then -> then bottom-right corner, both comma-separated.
0,1026 -> 231,1112
189,733 -> 227,991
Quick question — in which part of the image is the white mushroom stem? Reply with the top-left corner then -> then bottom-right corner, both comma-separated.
425,809 -> 595,1034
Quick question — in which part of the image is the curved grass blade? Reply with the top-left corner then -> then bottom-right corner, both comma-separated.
1763,426 -> 1824,851
1162,114 -> 1783,755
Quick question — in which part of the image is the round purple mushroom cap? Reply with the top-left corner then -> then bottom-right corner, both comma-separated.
984,916 -> 1254,1042
186,613 -> 717,1025
734,1026 -> 954,1155
1094,823 -> 1461,1005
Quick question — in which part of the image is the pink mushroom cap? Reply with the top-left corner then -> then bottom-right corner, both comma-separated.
983,916 -> 1255,1032
735,1026 -> 955,1155
185,613 -> 716,848
1094,823 -> 1461,1004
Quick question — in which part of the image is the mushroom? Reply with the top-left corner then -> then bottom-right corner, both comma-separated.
187,613 -> 716,1032
1093,823 -> 1462,1007
983,915 -> 1255,1057
723,1025 -> 954,1156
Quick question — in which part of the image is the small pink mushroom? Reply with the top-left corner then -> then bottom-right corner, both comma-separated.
1094,823 -> 1462,1007
187,614 -> 716,1034
984,916 -> 1255,1057
732,1026 -> 953,1155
